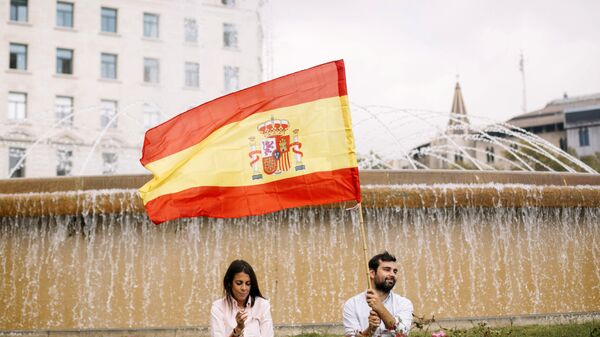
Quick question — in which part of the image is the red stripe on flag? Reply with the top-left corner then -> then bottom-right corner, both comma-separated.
336,60 -> 348,96
144,167 -> 360,224
141,60 -> 347,166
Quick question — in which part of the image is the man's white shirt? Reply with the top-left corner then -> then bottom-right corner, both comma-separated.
343,291 -> 413,336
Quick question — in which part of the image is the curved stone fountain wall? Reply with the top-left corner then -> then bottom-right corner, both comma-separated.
1,170 -> 599,331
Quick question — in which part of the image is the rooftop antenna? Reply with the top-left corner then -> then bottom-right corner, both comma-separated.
519,51 -> 528,113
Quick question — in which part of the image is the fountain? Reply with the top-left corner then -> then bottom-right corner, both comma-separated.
5,101 -> 167,179
1,169 -> 600,335
1,105 -> 600,336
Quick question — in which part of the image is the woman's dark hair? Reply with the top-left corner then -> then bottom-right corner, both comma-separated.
223,259 -> 264,307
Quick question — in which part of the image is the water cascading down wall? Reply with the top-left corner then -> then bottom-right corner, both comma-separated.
1,170 -> 599,330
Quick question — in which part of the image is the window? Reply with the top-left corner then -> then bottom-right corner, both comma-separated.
222,0 -> 235,6
101,53 -> 117,79
9,147 -> 26,178
143,103 -> 160,129
559,137 -> 567,151
223,23 -> 238,48
101,7 -> 117,33
8,92 -> 27,120
224,66 -> 239,92
102,152 -> 117,174
486,146 -> 495,163
9,43 -> 27,70
55,96 -> 73,125
454,152 -> 463,163
184,18 -> 198,43
56,2 -> 73,28
144,58 -> 159,83
56,149 -> 73,176
100,99 -> 118,128
579,127 -> 590,147
143,13 -> 159,38
56,48 -> 73,74
185,62 -> 199,87
10,0 -> 28,22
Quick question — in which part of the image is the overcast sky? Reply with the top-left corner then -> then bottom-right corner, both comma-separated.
267,0 -> 600,128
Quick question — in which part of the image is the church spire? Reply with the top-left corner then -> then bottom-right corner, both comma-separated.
447,81 -> 469,135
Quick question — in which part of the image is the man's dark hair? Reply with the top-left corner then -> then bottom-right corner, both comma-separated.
368,251 -> 397,271
223,259 -> 264,307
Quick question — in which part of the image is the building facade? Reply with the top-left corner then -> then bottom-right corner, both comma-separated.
1,0 -> 264,178
564,104 -> 600,157
508,93 -> 600,158
407,85 -> 600,171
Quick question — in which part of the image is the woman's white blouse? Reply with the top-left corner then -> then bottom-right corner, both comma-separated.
210,297 -> 274,337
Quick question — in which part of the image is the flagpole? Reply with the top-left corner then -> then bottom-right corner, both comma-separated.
357,203 -> 372,289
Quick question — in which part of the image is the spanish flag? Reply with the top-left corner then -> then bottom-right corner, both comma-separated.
139,60 -> 361,224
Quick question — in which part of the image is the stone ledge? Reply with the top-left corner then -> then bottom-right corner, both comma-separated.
1,170 -> 599,195
2,184 -> 600,217
2,312 -> 599,337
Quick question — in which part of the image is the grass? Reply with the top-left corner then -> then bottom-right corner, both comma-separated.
410,321 -> 600,337
294,321 -> 600,337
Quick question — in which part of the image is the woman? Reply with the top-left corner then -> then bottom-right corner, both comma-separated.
210,260 -> 274,337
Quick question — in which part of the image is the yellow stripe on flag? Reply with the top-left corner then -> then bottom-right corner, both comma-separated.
140,96 -> 357,204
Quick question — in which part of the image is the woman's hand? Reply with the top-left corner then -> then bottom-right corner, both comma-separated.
235,309 -> 248,329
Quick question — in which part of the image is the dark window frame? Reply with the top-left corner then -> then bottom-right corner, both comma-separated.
102,152 -> 118,174
579,127 -> 590,147
101,7 -> 117,33
55,95 -> 74,125
101,53 -> 117,79
223,23 -> 238,48
56,1 -> 74,28
486,146 -> 495,163
8,91 -> 27,120
559,138 -> 567,151
9,147 -> 26,178
184,17 -> 198,43
143,58 -> 160,83
185,62 -> 199,87
223,65 -> 239,92
56,48 -> 74,74
10,0 -> 28,22
9,43 -> 27,70
56,149 -> 73,176
143,13 -> 159,38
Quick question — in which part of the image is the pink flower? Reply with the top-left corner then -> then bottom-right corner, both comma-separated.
431,330 -> 446,337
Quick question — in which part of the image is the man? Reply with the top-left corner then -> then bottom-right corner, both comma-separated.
343,251 -> 413,337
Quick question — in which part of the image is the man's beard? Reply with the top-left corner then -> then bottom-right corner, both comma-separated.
374,277 -> 396,293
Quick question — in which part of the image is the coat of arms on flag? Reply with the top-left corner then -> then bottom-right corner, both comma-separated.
248,117 -> 305,180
